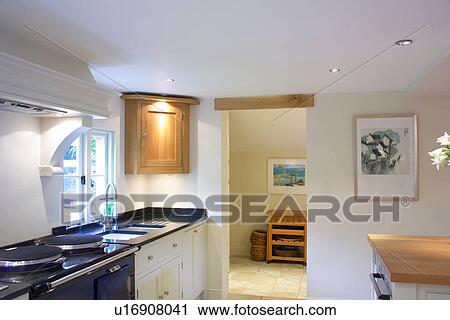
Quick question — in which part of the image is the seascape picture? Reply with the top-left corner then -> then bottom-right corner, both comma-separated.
268,159 -> 307,194
273,164 -> 305,187
360,128 -> 410,175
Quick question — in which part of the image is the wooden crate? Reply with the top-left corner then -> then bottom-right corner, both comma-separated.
266,210 -> 307,264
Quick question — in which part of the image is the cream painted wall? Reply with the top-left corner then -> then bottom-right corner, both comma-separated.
229,151 -> 307,256
229,109 -> 307,257
307,92 -> 450,299
0,112 -> 49,245
229,109 -> 307,153
0,114 -> 93,245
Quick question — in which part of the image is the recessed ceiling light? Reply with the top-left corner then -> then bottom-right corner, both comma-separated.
395,39 -> 413,46
164,78 -> 175,82
329,68 -> 341,73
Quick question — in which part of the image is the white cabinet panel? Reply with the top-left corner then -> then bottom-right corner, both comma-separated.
193,225 -> 205,296
182,229 -> 195,299
162,256 -> 183,300
137,267 -> 162,300
135,223 -> 205,301
182,223 -> 205,299
135,233 -> 182,275
418,285 -> 450,300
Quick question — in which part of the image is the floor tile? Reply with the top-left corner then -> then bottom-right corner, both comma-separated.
268,291 -> 299,299
228,294 -> 263,300
229,256 -> 307,300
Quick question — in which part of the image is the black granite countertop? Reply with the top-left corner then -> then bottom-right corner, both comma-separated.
0,207 -> 208,300
67,207 -> 208,247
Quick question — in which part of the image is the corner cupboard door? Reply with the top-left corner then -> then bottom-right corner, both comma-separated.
140,103 -> 184,169
136,267 -> 162,300
161,256 -> 183,300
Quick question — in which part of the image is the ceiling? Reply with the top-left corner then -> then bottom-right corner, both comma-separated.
0,0 -> 449,98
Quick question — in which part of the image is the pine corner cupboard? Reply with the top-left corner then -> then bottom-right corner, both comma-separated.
122,94 -> 199,174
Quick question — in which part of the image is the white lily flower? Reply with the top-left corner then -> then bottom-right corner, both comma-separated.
436,132 -> 450,146
428,148 -> 447,170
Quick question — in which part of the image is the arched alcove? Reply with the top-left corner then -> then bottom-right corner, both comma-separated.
40,116 -> 92,225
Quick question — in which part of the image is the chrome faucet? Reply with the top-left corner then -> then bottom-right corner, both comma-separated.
102,183 -> 117,230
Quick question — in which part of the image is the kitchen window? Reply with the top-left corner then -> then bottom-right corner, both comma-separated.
62,129 -> 115,225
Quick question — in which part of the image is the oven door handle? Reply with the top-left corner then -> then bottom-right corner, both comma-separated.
48,247 -> 138,291
370,273 -> 391,300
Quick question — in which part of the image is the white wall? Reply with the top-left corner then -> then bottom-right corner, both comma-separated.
307,92 -> 450,299
0,112 -> 49,245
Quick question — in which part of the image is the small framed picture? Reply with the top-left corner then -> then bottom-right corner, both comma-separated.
268,158 -> 307,194
355,114 -> 417,199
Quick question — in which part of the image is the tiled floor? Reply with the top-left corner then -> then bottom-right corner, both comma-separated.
228,256 -> 307,299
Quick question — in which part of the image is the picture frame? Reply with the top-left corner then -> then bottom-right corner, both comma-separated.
267,158 -> 307,194
355,114 -> 418,200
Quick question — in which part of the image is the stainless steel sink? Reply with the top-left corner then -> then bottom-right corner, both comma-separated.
126,223 -> 166,229
101,230 -> 147,241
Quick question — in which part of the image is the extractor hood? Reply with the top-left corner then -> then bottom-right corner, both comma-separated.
0,51 -> 119,118
0,98 -> 68,116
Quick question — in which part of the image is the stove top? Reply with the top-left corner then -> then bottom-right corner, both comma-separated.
0,243 -> 130,285
38,234 -> 106,254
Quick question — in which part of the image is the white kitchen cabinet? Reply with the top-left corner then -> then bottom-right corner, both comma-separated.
135,222 -> 206,300
135,232 -> 182,275
136,256 -> 183,300
137,267 -> 162,300
182,223 -> 205,299
182,231 -> 194,299
371,248 -> 450,300
162,256 -> 183,300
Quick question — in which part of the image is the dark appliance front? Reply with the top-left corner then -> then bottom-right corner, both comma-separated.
31,255 -> 135,300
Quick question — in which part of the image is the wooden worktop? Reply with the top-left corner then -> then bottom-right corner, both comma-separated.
368,234 -> 450,286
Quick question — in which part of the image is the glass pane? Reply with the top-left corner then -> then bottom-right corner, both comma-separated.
91,134 -> 106,176
63,137 -> 84,225
64,138 -> 80,176
92,175 -> 106,197
90,131 -> 114,221
64,177 -> 79,193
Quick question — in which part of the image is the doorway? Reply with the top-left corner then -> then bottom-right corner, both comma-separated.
224,108 -> 308,299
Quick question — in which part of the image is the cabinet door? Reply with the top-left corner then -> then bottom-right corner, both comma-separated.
418,285 -> 450,300
140,103 -> 183,169
193,225 -> 205,296
162,256 -> 183,300
182,229 -> 195,299
136,267 -> 162,300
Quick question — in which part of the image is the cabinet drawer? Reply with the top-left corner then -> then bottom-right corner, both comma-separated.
136,233 -> 182,275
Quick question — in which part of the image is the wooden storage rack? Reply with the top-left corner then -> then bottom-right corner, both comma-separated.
266,210 -> 307,264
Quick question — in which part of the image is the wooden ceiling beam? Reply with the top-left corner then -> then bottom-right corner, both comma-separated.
214,94 -> 314,111
122,93 -> 199,105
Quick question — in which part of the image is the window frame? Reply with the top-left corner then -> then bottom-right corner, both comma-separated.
62,129 -> 115,225
62,135 -> 87,225
89,129 -> 116,223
